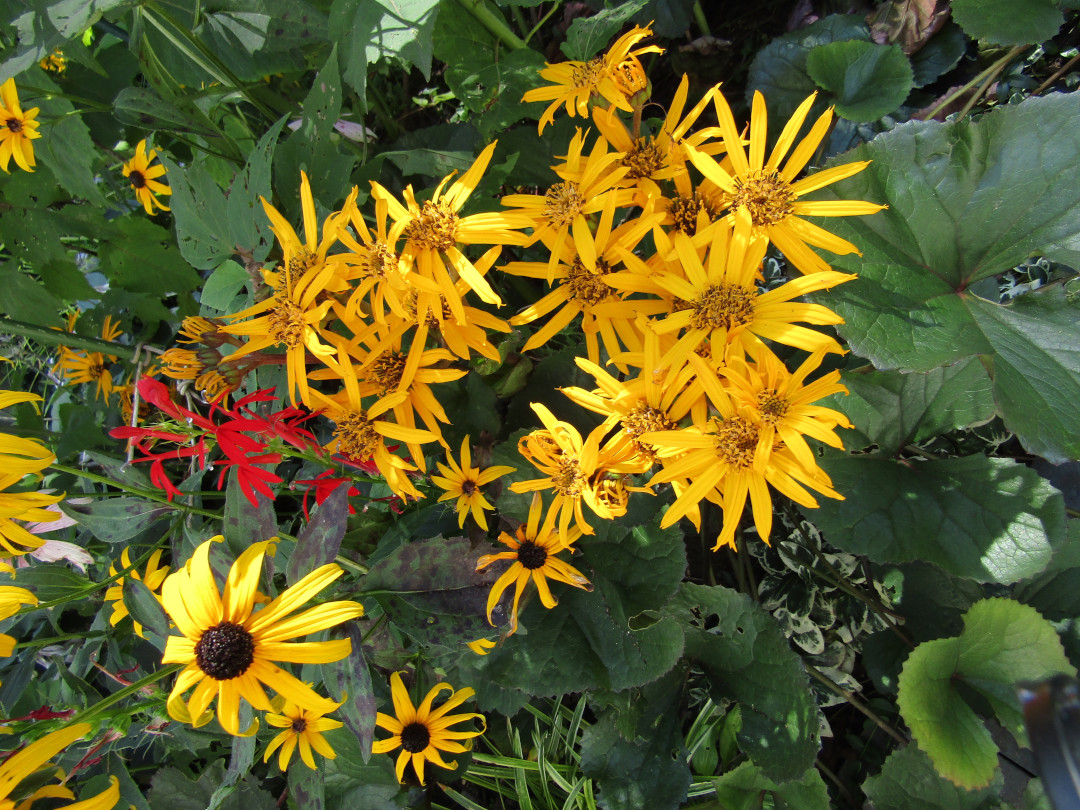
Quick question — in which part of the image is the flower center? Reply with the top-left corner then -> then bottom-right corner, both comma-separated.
6,117 -> 22,134
268,296 -> 306,348
406,200 -> 459,251
400,721 -> 431,753
620,138 -> 665,180
286,247 -> 318,289
461,479 -> 477,496
710,416 -> 759,470
757,389 -> 789,425
334,411 -> 381,461
623,403 -> 676,463
571,58 -> 605,88
88,360 -> 107,380
361,240 -> 396,279
551,456 -> 586,497
689,283 -> 757,331
129,170 -> 147,189
543,182 -> 584,228
365,351 -> 408,396
517,541 -> 548,570
592,474 -> 629,514
669,193 -> 718,235
291,717 -> 308,733
195,621 -> 256,680
565,256 -> 615,309
731,169 -> 796,227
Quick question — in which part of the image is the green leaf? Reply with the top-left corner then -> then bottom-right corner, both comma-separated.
746,14 -> 870,133
199,261 -> 250,313
0,0 -> 124,82
61,498 -> 175,544
275,46 -> 355,212
826,357 -> 996,454
148,762 -> 276,810
161,155 -> 233,268
228,115 -> 289,263
30,70 -> 106,205
951,0 -> 1064,45
5,565 -> 89,602
711,761 -> 831,810
0,269 -> 64,327
666,583 -> 819,782
863,744 -> 1004,810
121,578 -> 170,648
321,732 -> 401,810
222,467 -> 278,560
1014,522 -> 1080,621
579,668 -> 692,810
365,534 -> 504,651
965,287 -> 1080,463
632,0 -> 697,39
330,0 -> 441,108
98,217 -> 202,300
897,598 -> 1075,788
806,40 -> 914,121
806,452 -> 1067,583
561,0 -> 650,61
287,482 -> 350,586
288,766 -> 324,810
910,22 -> 967,88
809,92 -> 1080,368
112,87 -> 219,137
321,624 -> 376,761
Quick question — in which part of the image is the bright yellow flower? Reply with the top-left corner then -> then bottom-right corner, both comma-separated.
649,211 -> 854,369
0,586 -> 36,669
104,547 -> 169,638
160,537 -> 364,736
371,142 -> 530,324
685,90 -> 885,275
465,637 -> 496,655
0,391 -> 63,556
264,697 -> 344,770
476,492 -> 592,634
431,435 -> 515,531
522,24 -> 663,133
373,671 -> 485,785
123,139 -> 171,215
0,79 -> 41,173
53,316 -> 124,403
0,723 -> 118,809
39,49 -> 66,74
160,347 -> 236,401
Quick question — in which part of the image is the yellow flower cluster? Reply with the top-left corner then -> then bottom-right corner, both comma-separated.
0,391 -> 63,558
53,313 -> 124,404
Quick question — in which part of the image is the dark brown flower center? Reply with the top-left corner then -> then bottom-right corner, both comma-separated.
401,721 -> 431,753
461,479 -> 477,496
6,117 -> 22,134
129,170 -> 147,189
291,717 -> 307,733
517,541 -> 547,570
195,621 -> 255,680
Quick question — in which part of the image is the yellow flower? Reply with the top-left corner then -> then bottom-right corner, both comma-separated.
431,435 -> 515,531
684,90 -> 885,275
0,78 -> 41,173
373,671 -> 485,785
642,354 -> 843,550
522,24 -> 663,133
372,142 -> 530,324
0,723 -> 119,809
123,139 -> 171,215
465,637 -> 496,655
39,49 -> 67,74
649,211 -> 854,368
160,347 -> 236,401
476,492 -> 592,635
104,547 -> 169,638
0,391 -> 63,556
0,586 -> 36,674
264,697 -> 344,770
160,537 -> 364,736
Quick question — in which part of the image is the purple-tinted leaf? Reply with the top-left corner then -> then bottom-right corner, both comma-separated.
287,482 -> 350,586
322,623 -> 375,762
60,497 -> 174,544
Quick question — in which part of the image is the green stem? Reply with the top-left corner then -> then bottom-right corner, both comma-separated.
919,45 -> 1027,121
15,631 -> 107,649
805,663 -> 908,746
525,2 -> 561,46
453,0 -> 526,50
692,1 -> 711,36
0,317 -> 138,361
69,663 -> 183,726
50,462 -> 224,520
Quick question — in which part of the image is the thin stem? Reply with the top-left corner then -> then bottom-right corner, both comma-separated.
804,663 -> 908,746
525,2 -> 561,46
1035,51 -> 1080,95
816,758 -> 857,807
692,1 -> 712,36
918,46 -> 1027,121
49,462 -> 224,520
453,0 -> 526,50
69,663 -> 183,726
15,631 -> 107,649
0,317 -> 139,360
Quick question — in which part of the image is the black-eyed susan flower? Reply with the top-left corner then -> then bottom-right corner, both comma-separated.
476,492 -> 592,634
53,316 -> 125,403
264,697 -> 343,770
373,671 -> 485,785
160,537 -> 364,737
0,585 -> 36,670
104,547 -> 169,638
0,391 -> 64,556
684,90 -> 885,275
0,78 -> 41,173
0,723 -> 119,809
522,24 -> 663,133
39,49 -> 66,74
431,435 -> 515,531
123,139 -> 171,215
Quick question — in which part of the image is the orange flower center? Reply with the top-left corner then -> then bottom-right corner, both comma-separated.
286,247 -> 318,288
543,181 -> 584,228
620,137 -> 665,180
334,411 -> 381,461
669,192 -> 718,235
571,58 -> 605,89
565,256 -> 615,309
623,403 -> 676,463
757,389 -> 789,424
268,296 -> 306,348
406,200 -> 459,251
710,415 -> 759,470
731,169 -> 796,227
365,351 -> 408,396
689,282 -> 757,332
551,456 -> 586,497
